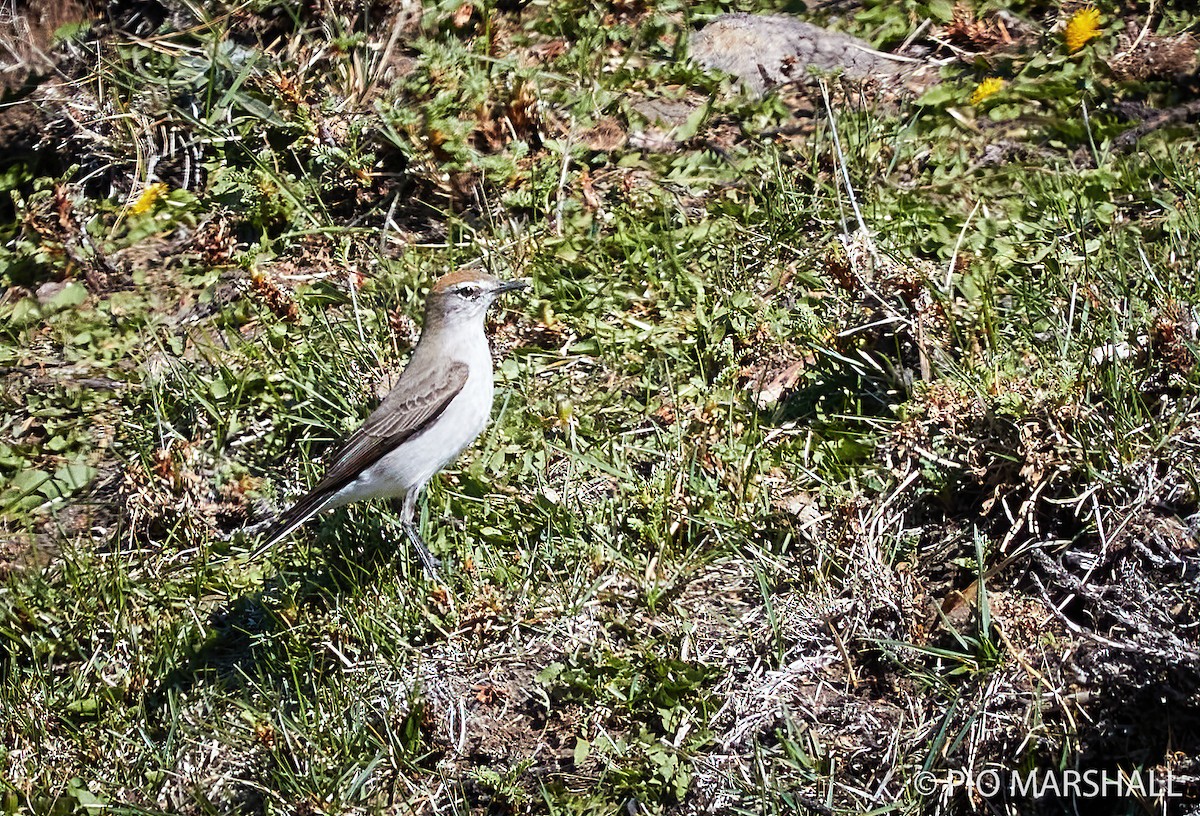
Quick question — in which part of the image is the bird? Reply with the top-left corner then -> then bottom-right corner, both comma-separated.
250,269 -> 528,578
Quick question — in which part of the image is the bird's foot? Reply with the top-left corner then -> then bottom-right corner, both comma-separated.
415,544 -> 443,584
402,522 -> 457,614
403,522 -> 444,584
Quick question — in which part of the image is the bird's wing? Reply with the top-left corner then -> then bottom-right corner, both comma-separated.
310,359 -> 470,496
251,360 -> 469,556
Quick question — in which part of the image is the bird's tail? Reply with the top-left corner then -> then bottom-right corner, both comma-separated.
246,489 -> 335,560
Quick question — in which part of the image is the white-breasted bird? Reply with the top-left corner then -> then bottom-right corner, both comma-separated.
252,269 -> 528,576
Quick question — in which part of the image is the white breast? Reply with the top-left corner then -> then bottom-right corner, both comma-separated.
331,335 -> 496,506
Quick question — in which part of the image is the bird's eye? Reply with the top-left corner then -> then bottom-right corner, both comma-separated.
459,285 -> 481,299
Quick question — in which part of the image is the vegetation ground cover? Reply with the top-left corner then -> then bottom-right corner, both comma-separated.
2,0 -> 1199,813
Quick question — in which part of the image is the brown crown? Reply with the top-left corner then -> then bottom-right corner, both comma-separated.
430,269 -> 500,294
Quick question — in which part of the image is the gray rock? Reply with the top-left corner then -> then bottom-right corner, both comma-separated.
690,13 -> 910,95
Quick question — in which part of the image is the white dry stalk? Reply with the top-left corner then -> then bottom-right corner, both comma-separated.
379,190 -> 401,255
818,78 -> 872,250
944,199 -> 981,294
346,266 -> 373,362
897,17 -> 932,55
552,120 -> 575,236
1123,0 -> 1160,59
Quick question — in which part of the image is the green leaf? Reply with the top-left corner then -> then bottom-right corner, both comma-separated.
8,297 -> 41,326
573,737 -> 590,766
65,778 -> 106,811
536,662 -> 565,684
54,463 -> 96,494
673,102 -> 710,141
47,282 -> 87,311
916,83 -> 957,108
7,470 -> 51,508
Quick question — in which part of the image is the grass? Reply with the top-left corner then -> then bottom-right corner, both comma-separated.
2,0 -> 1200,813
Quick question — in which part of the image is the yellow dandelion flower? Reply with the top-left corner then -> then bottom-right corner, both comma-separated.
1065,7 -> 1102,53
130,182 -> 168,215
970,77 -> 1005,105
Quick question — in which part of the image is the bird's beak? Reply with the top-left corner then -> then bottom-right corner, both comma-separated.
494,278 -> 531,295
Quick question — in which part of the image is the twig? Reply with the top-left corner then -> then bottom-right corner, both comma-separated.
997,476 -> 1050,554
1030,572 -> 1135,652
826,617 -> 860,687
897,17 -> 932,55
359,12 -> 407,104
1127,0 -> 1159,56
1109,98 -> 1200,153
868,465 -> 920,539
1032,551 -> 1200,660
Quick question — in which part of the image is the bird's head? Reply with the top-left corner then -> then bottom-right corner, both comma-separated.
424,270 -> 529,327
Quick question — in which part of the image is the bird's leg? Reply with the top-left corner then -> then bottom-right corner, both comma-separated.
400,491 -> 442,582
404,522 -> 443,582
